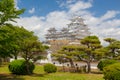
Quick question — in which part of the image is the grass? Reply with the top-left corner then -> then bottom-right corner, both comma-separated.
0,64 -> 104,80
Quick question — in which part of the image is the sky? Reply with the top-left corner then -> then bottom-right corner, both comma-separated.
14,0 -> 120,44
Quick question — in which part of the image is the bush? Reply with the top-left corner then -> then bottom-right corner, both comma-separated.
103,63 -> 120,80
44,63 -> 57,73
97,59 -> 118,71
8,59 -> 35,75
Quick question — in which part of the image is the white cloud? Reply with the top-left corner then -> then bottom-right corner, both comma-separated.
46,11 -> 70,29
29,8 -> 35,14
68,1 -> 92,13
85,13 -> 120,44
14,12 -> 70,41
100,11 -> 120,21
14,0 -> 120,44
57,0 -> 77,8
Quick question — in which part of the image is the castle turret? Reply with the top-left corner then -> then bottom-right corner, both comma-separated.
68,16 -> 90,40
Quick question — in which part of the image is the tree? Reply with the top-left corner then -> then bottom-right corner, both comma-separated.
103,63 -> 120,80
104,38 -> 120,58
21,38 -> 45,62
0,25 -> 48,66
109,41 -> 120,58
0,0 -> 24,63
0,25 -> 15,59
20,34 -> 47,74
2,25 -> 48,62
93,47 -> 109,59
57,46 -> 79,68
0,0 -> 25,26
76,36 -> 102,73
0,26 -> 30,60
104,38 -> 116,44
52,36 -> 102,73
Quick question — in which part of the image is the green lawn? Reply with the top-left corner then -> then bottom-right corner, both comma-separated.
0,65 -> 104,80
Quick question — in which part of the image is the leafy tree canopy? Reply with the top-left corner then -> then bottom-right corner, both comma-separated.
104,38 -> 117,44
0,0 -> 25,26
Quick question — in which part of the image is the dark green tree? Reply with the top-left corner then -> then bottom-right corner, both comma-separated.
20,34 -> 47,74
56,46 -> 78,68
93,47 -> 109,59
104,38 -> 120,58
104,38 -> 116,44
76,36 -> 102,73
53,36 -> 102,73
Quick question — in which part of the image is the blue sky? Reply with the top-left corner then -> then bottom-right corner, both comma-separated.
18,0 -> 120,17
18,0 -> 61,17
14,0 -> 120,43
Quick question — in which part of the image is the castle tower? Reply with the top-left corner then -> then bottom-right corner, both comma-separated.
68,16 -> 91,40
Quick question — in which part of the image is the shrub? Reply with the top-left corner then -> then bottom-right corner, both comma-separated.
103,63 -> 120,80
8,59 -> 35,75
44,63 -> 57,73
97,59 -> 118,71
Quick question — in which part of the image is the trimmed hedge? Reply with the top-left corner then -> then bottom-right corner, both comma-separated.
44,63 -> 57,73
103,63 -> 120,80
8,59 -> 35,75
97,59 -> 118,71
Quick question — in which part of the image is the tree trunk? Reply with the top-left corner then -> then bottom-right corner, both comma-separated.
0,58 -> 2,66
14,55 -> 17,60
25,52 -> 31,74
69,59 -> 75,68
62,63 -> 65,72
26,60 -> 31,74
87,61 -> 91,73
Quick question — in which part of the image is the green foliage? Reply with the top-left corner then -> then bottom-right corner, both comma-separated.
0,0 -> 25,26
104,38 -> 120,58
53,36 -> 102,73
44,63 -> 57,73
55,45 -> 80,68
0,26 -> 35,59
79,36 -> 102,73
0,25 -> 46,62
108,41 -> 120,57
94,47 -> 109,59
103,63 -> 120,80
81,36 -> 101,49
109,41 -> 120,50
104,38 -> 116,44
8,59 -> 35,75
97,59 -> 118,71
21,37 -> 46,62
